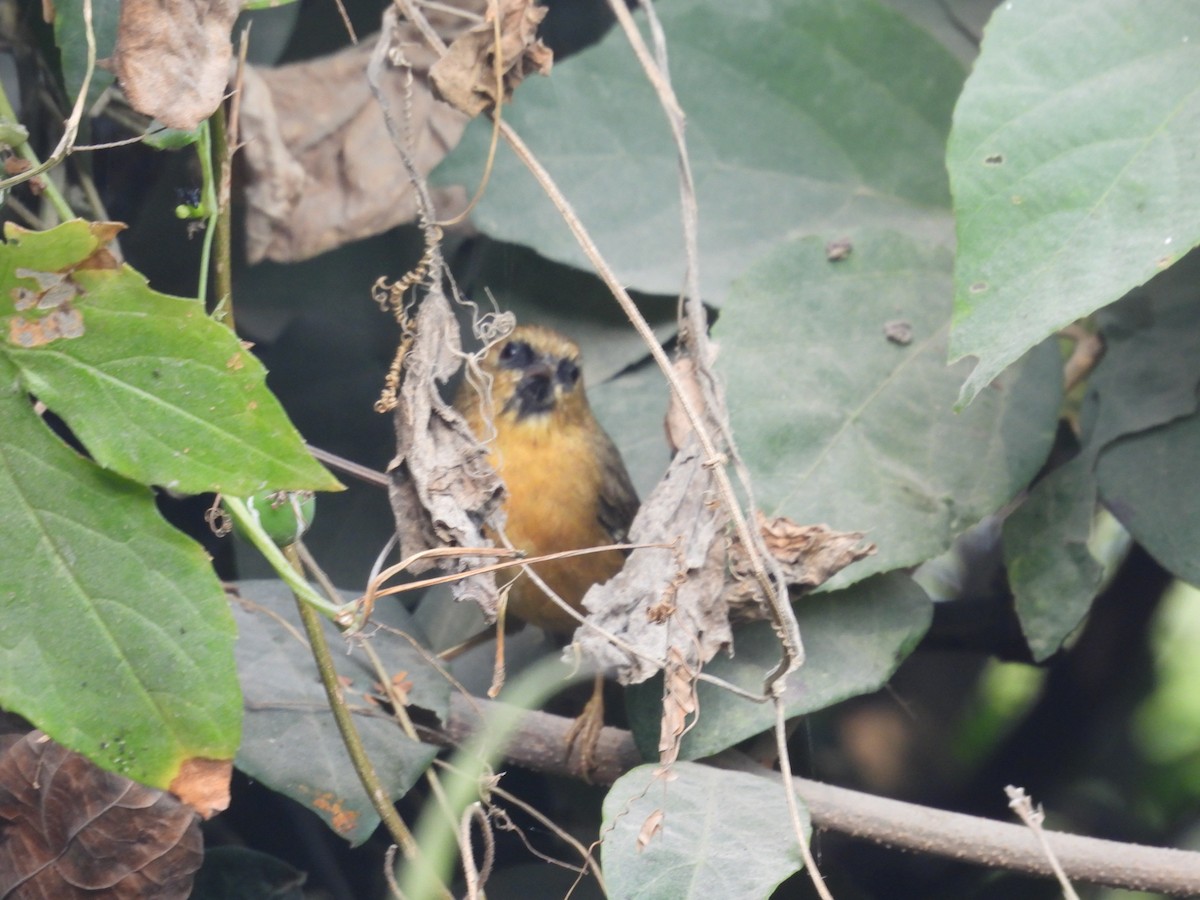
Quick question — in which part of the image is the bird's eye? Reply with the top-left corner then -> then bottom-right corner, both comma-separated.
498,340 -> 534,369
556,358 -> 581,388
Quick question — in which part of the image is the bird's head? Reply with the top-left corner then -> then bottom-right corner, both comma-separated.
474,325 -> 590,429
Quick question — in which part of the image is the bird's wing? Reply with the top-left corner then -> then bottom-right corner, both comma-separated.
592,429 -> 640,544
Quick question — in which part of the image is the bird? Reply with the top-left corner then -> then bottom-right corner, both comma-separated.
453,324 -> 639,773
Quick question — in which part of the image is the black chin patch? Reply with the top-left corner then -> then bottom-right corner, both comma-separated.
512,370 -> 555,418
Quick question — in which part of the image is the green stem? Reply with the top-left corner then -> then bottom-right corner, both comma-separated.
221,496 -> 346,619
195,120 -> 218,306
286,546 -> 451,898
0,82 -> 75,223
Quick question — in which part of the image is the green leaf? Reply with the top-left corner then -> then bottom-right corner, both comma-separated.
1003,456 -> 1104,661
718,229 -> 1062,586
143,123 -> 203,151
436,0 -> 962,299
0,355 -> 241,790
51,0 -> 121,108
1096,412 -> 1200,587
947,0 -> 1200,404
231,580 -> 447,845
1084,250 -> 1200,453
0,221 -> 340,495
626,573 -> 931,760
601,762 -> 806,899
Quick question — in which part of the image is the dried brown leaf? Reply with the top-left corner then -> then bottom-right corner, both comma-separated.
386,284 -> 503,616
664,353 -> 707,455
0,732 -> 201,899
724,513 -> 876,621
112,0 -> 240,130
168,756 -> 231,820
636,808 -> 664,852
657,646 -> 698,768
577,435 -> 732,685
430,0 -> 553,117
239,5 -> 481,264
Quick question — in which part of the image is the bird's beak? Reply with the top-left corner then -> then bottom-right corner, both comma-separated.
506,359 -> 558,419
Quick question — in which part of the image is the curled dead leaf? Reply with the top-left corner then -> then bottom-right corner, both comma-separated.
577,435 -> 732,685
385,284 -> 503,617
238,5 -> 479,263
657,646 -> 698,769
664,353 -> 709,454
169,756 -> 232,820
723,512 -> 875,621
113,0 -> 240,131
0,732 -> 202,898
636,808 -> 665,852
430,0 -> 553,117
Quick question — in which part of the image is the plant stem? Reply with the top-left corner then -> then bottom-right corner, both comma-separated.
220,496 -> 346,619
285,545 -> 452,898
0,84 -> 75,223
195,120 -> 218,306
209,103 -> 236,329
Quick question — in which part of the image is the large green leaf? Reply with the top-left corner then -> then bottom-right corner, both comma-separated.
1097,413 -> 1200,587
601,762 -> 806,899
947,0 -> 1200,404
52,0 -> 122,108
0,355 -> 240,790
1,221 -> 339,495
1084,251 -> 1200,453
231,580 -> 446,845
718,229 -> 1062,586
1003,456 -> 1104,662
626,573 -> 931,760
436,0 -> 963,300
1001,250 -> 1200,657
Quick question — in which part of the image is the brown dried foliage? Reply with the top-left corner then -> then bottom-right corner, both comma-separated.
430,0 -> 553,117
0,732 -> 202,899
238,3 -> 484,263
112,0 -> 240,130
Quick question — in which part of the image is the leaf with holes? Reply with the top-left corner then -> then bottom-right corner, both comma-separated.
948,0 -> 1200,404
0,354 -> 241,793
436,0 -> 963,300
718,228 -> 1062,587
0,221 -> 339,495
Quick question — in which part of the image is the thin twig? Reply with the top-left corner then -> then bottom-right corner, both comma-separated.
434,0 -> 504,228
607,0 -> 802,690
460,802 -> 495,900
775,698 -> 832,899
194,118 -> 219,306
0,0 -> 94,204
305,444 -> 391,488
485,780 -> 606,891
1006,786 -> 1081,900
333,0 -> 359,43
